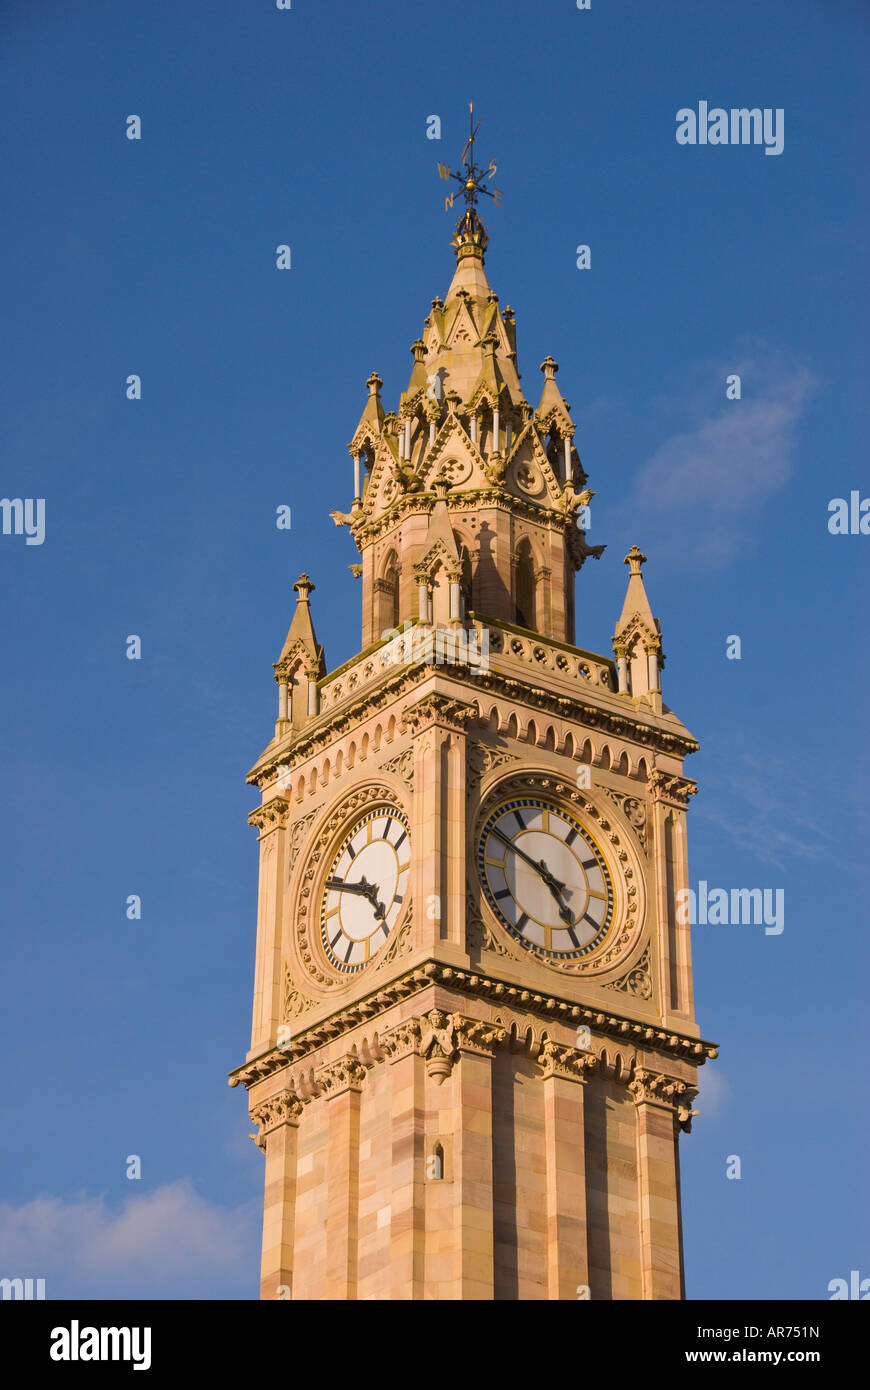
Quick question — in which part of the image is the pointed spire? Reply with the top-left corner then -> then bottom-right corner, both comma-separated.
349,372 -> 384,455
617,546 -> 655,628
277,572 -> 322,665
612,546 -> 663,703
536,357 -> 573,432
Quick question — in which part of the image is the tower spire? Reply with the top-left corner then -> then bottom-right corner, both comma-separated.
436,102 -> 503,262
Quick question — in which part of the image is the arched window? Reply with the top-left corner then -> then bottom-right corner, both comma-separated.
515,539 -> 536,629
375,551 -> 400,634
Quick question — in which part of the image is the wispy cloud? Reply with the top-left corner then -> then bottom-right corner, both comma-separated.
697,749 -> 848,871
628,356 -> 816,566
0,1181 -> 259,1299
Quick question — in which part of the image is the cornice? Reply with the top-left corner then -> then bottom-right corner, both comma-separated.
228,960 -> 718,1093
247,661 -> 698,793
350,487 -> 577,549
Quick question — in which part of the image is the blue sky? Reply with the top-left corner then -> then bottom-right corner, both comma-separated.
1,0 -> 867,1299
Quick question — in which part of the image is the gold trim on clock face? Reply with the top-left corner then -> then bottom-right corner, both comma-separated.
478,797 -> 614,958
320,806 -> 410,974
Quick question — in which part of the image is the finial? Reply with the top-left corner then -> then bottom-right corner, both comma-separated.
293,573 -> 315,603
436,102 -> 503,262
410,339 -> 426,362
540,356 -> 559,379
366,372 -> 382,396
624,545 -> 647,577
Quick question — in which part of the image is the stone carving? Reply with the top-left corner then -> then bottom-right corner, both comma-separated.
602,788 -> 648,855
628,1068 -> 698,1129
418,1009 -> 457,1084
382,745 -> 415,788
284,972 -> 317,1020
603,946 -> 653,1001
538,1040 -> 599,1083
466,741 -> 519,795
287,809 -> 318,874
316,1052 -> 367,1097
249,1087 -> 304,1149
402,693 -> 477,735
248,797 -> 291,833
648,770 -> 698,810
379,1017 -> 422,1063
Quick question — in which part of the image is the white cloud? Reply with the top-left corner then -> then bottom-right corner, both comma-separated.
0,1181 -> 260,1299
628,358 -> 816,566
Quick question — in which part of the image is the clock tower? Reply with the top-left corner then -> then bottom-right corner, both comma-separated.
230,117 -> 716,1301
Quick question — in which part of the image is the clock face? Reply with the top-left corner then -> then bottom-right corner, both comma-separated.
478,797 -> 614,958
320,806 -> 410,974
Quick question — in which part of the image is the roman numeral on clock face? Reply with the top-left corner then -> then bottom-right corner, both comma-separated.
321,808 -> 411,973
479,799 -> 614,959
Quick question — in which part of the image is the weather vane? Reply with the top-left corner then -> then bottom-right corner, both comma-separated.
437,102 -> 503,256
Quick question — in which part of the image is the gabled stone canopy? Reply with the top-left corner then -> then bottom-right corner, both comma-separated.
336,236 -> 605,649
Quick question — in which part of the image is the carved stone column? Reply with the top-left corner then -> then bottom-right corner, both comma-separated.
648,771 -> 697,1021
402,694 -> 475,954
539,1043 -> 598,1299
252,1087 -> 303,1300
247,798 -> 290,1053
319,1053 -> 367,1300
449,1017 -> 505,1299
629,1069 -> 696,1300
381,1018 -> 426,1299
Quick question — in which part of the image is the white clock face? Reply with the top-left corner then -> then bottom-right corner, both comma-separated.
320,807 -> 410,973
478,798 -> 614,958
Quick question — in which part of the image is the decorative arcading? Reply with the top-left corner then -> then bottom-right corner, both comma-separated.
247,661 -> 699,794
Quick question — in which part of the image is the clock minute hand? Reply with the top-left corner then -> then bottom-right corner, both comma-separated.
491,827 -> 564,890
491,828 -> 574,924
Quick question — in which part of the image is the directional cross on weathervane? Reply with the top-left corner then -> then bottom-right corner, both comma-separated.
437,103 -> 503,255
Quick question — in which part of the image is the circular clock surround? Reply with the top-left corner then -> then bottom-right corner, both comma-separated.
319,805 -> 410,974
477,795 -> 616,960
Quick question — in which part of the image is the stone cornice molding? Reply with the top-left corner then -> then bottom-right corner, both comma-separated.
229,962 -> 718,1094
248,661 -> 697,793
349,488 -> 579,549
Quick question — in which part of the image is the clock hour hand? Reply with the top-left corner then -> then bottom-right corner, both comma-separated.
491,828 -> 574,924
325,876 -> 387,921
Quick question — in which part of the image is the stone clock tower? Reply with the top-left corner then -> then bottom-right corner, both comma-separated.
230,124 -> 716,1301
